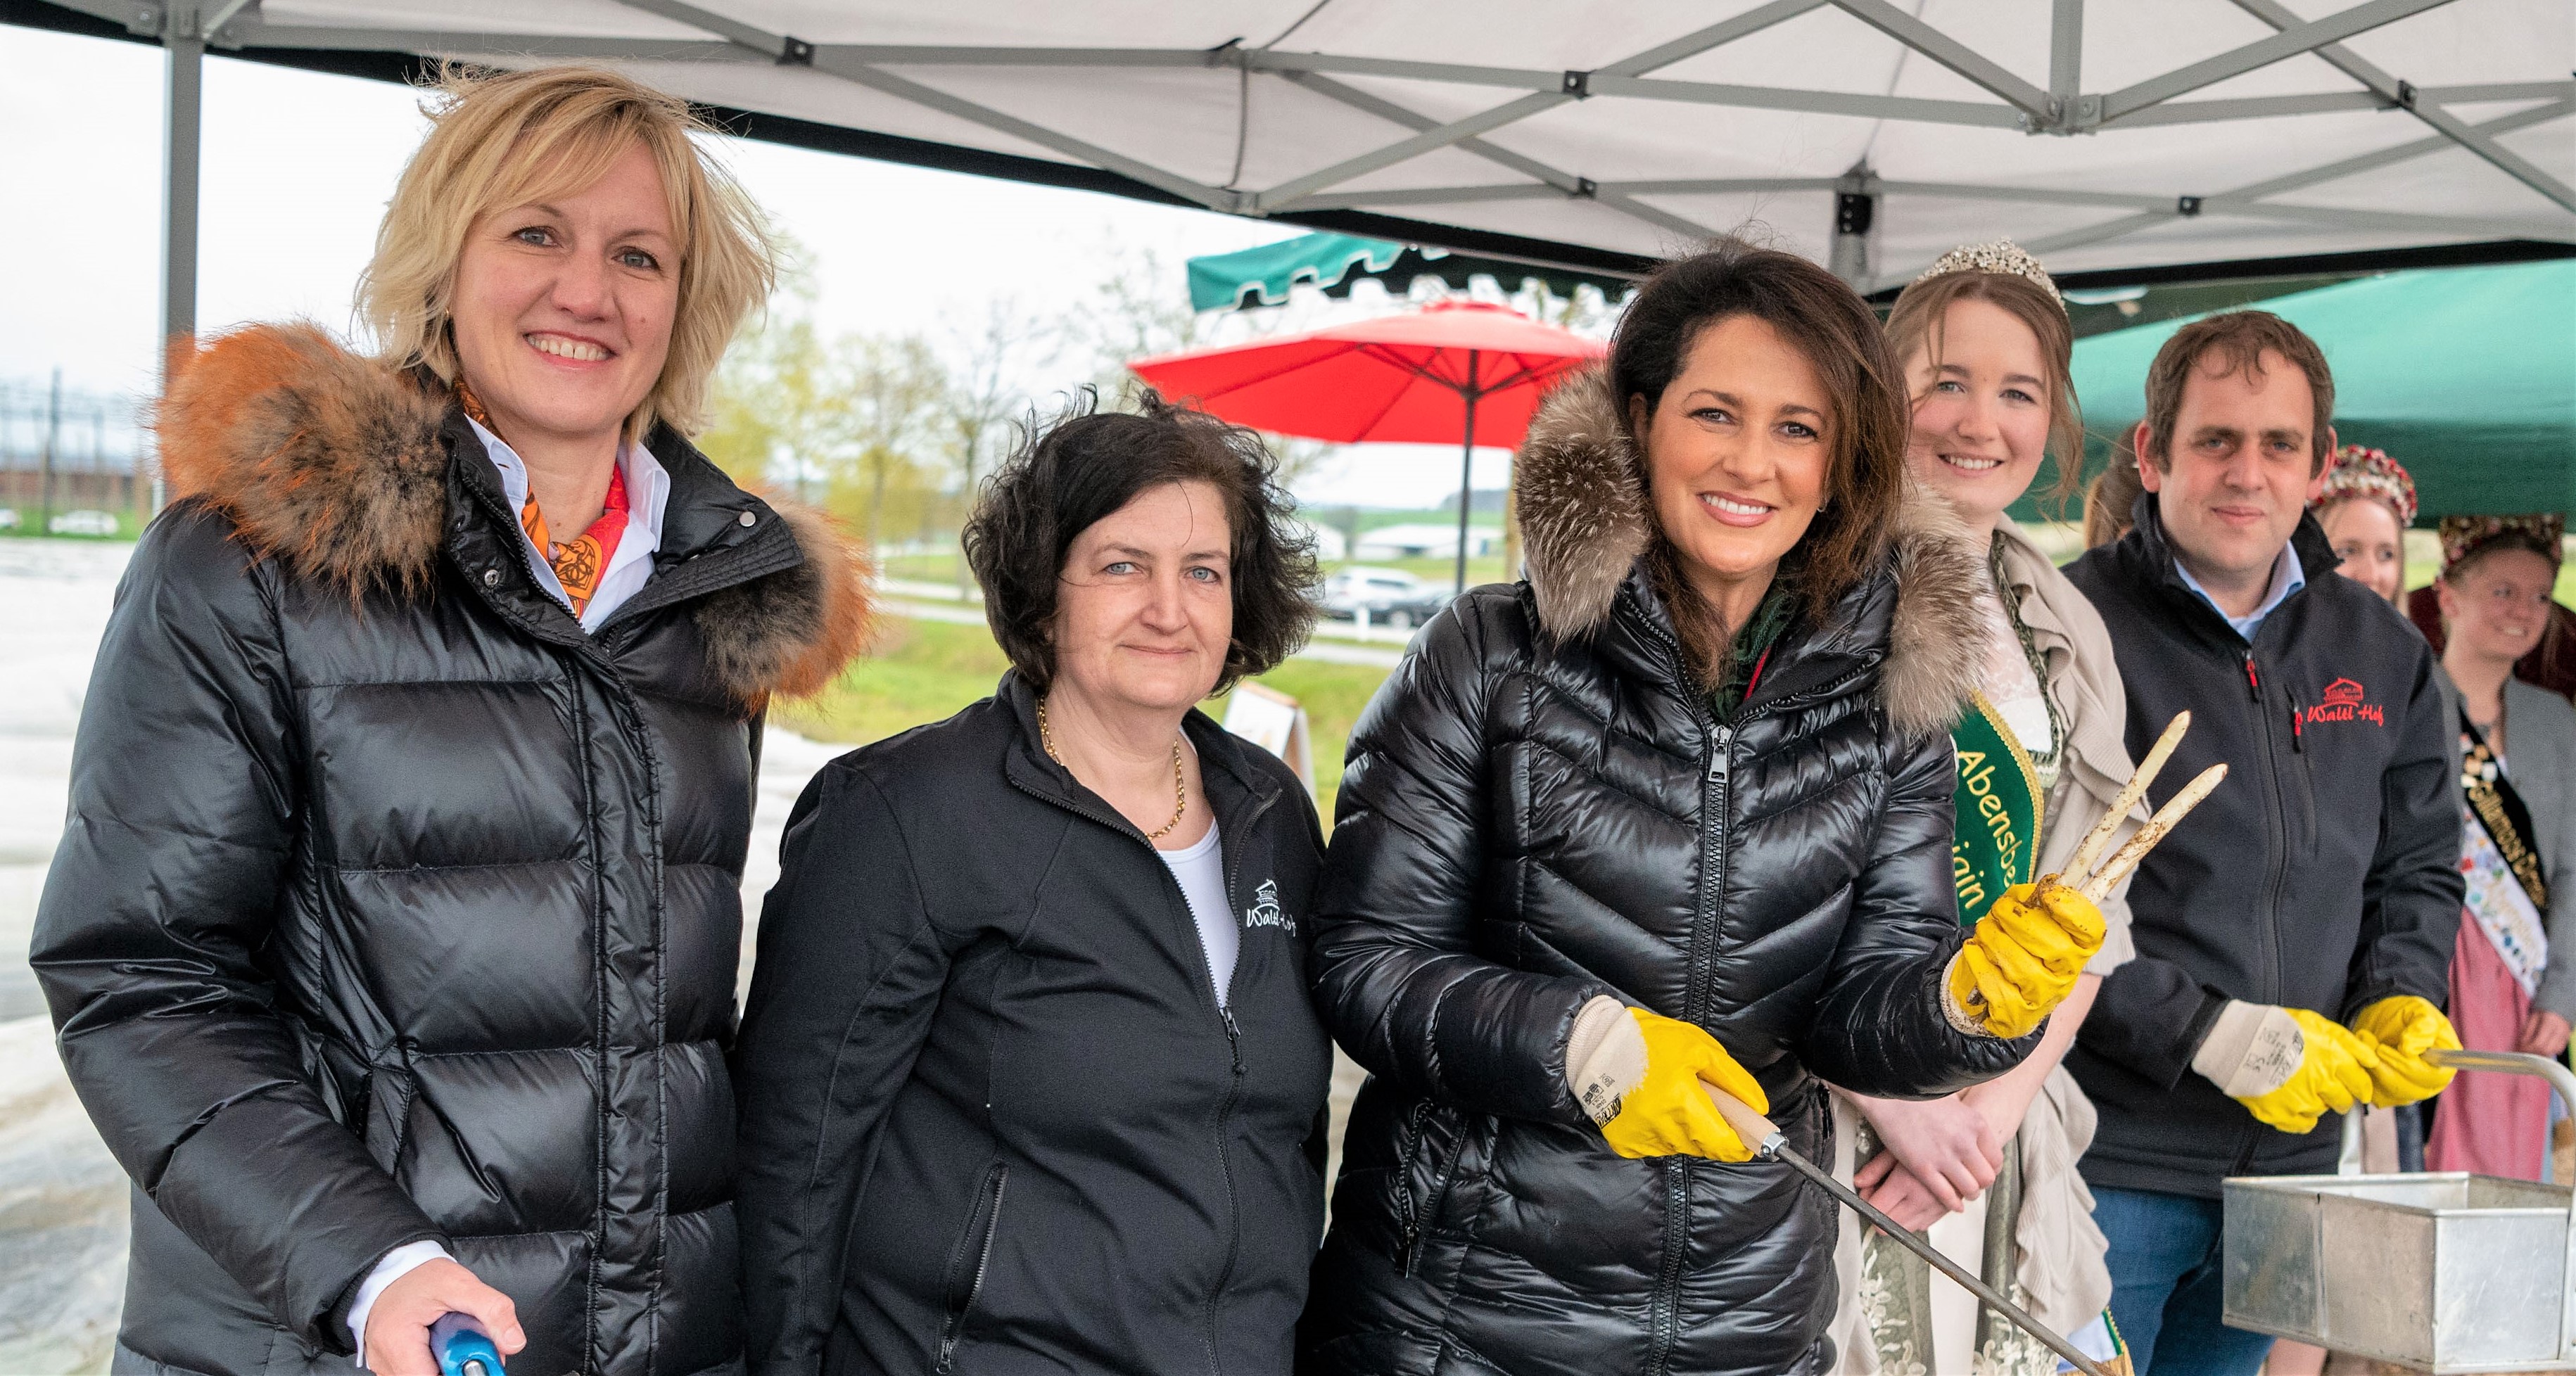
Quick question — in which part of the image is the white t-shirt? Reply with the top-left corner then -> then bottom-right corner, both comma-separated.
1158,820 -> 1240,1007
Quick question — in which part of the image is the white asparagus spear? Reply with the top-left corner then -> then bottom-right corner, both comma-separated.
2061,710 -> 2192,884
2078,762 -> 2229,903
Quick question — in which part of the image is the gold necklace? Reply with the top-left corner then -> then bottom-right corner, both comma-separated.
1039,695 -> 1188,839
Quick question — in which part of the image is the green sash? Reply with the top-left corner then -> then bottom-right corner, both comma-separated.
1951,691 -> 2045,926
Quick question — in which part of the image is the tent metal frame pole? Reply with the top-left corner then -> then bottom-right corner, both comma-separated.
34,0 -> 2569,281
2223,0 -> 2576,212
158,1 -> 202,362
1250,0 -> 1824,210
2049,0 -> 2083,107
2005,96 -> 2576,267
1830,0 -> 2055,117
2093,0 -> 2459,122
1828,163 -> 1880,289
1274,71 -> 1720,241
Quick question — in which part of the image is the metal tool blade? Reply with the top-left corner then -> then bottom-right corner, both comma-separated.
1756,1131 -> 2110,1376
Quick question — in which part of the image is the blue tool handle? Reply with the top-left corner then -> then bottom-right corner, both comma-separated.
430,1312 -> 505,1376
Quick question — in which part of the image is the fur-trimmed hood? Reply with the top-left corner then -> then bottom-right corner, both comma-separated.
155,323 -> 870,703
1513,362 -> 1989,737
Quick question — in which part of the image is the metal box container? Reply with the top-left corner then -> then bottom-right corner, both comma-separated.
2222,1050 -> 2576,1372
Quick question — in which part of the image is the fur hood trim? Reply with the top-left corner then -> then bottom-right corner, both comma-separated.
1513,362 -> 1989,737
157,323 -> 872,703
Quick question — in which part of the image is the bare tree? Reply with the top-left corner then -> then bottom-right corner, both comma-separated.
844,334 -> 948,552
942,298 -> 1045,594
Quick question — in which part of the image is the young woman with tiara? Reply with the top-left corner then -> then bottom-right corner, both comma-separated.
1826,243 -> 2145,1375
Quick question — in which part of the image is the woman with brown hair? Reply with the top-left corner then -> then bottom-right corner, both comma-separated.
1294,240 -> 2105,1372
29,65 -> 867,1375
1825,243 -> 2143,1376
734,395 -> 1334,1375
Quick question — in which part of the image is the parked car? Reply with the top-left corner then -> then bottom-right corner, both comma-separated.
1317,566 -> 1448,630
48,509 -> 119,537
0,508 -> 19,530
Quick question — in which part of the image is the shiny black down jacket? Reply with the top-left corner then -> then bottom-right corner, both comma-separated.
1297,369 -> 2036,1376
28,325 -> 868,1376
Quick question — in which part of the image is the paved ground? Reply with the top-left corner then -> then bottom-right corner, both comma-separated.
0,537 -> 132,1372
0,537 -> 1368,1371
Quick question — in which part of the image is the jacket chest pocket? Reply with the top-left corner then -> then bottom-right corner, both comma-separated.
934,1161 -> 1009,1372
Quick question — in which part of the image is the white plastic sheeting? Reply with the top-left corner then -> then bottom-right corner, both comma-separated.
27,0 -> 2576,284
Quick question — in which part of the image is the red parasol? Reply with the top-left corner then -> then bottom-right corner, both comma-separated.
1129,300 -> 1605,594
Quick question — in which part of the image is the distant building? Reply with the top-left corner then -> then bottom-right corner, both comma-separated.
1297,522 -> 1348,561
1355,523 -> 1502,560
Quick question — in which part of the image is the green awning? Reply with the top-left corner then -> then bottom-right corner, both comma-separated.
2030,261 -> 2576,523
1188,234 -> 1409,311
1187,232 -> 1638,312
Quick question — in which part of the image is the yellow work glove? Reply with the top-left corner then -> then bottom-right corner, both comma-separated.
1946,882 -> 2107,1039
2192,1002 -> 2380,1133
1592,1009 -> 1769,1163
2349,995 -> 2461,1108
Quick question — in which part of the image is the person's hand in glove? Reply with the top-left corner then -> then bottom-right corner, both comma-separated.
2349,995 -> 2460,1107
1945,881 -> 2107,1039
1564,998 -> 1768,1162
2193,1002 -> 2379,1133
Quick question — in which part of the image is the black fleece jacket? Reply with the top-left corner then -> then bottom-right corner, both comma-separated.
733,674 -> 1334,1375
2062,499 -> 2461,1197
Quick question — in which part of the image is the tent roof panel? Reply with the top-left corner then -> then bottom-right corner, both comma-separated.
18,0 -> 2572,284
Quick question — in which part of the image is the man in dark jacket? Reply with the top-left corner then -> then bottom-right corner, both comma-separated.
2062,312 -> 2463,1375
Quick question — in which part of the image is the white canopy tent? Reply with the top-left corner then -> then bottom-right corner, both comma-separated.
10,0 -> 2574,348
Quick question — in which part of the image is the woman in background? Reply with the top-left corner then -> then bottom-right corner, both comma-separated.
2081,452 -> 2145,549
2314,444 -> 2415,608
2429,516 -> 2576,1180
1827,241 -> 2141,1375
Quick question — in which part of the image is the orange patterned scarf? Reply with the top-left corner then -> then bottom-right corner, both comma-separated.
457,382 -> 632,617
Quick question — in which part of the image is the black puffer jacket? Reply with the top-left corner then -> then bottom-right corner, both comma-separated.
733,675 -> 1334,1374
28,325 -> 868,1376
1297,369 -> 2036,1376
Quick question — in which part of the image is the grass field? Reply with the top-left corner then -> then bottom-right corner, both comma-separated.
773,612 -> 1395,822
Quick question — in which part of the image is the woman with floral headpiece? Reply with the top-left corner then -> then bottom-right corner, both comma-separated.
2427,515 -> 2576,1180
1821,242 -> 2145,1376
2313,444 -> 2416,609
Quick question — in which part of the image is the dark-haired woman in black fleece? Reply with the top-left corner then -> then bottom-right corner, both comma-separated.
735,395 -> 1333,1375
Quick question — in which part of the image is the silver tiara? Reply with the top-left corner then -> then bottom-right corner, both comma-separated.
1912,240 -> 2064,310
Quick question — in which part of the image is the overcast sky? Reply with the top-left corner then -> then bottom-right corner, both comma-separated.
0,24 -> 1518,509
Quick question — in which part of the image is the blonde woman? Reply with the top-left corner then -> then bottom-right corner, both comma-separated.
1827,243 -> 2144,1375
30,67 -> 866,1375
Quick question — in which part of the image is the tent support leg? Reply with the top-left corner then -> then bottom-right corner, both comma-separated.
1829,163 -> 1880,288
153,3 -> 205,517
160,8 -> 203,359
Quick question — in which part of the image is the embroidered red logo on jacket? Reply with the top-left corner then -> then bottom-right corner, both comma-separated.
2307,677 -> 2384,726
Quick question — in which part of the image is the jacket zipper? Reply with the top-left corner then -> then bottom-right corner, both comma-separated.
934,1164 -> 1009,1372
1200,1002 -> 1246,1376
1624,596 -> 1876,1376
2245,649 -> 2288,1009
1393,1101 -> 1467,1278
1010,753 -> 1276,1376
1393,1100 -> 1430,1275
